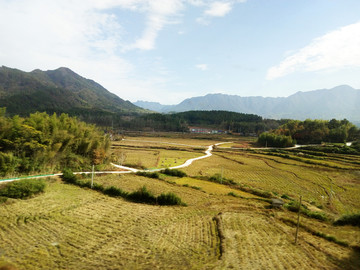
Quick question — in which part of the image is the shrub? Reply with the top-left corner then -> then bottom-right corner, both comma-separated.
0,178 -> 46,199
136,171 -> 160,179
157,192 -> 185,206
77,180 -> 92,189
62,168 -> 78,184
284,201 -> 328,221
0,196 -> 8,203
103,186 -> 127,197
281,194 -> 291,200
228,192 -> 239,197
209,173 -> 222,183
92,183 -> 105,192
127,186 -> 156,204
248,188 -> 272,198
334,213 -> 360,227
306,211 -> 328,221
285,200 -> 301,212
161,168 -> 187,178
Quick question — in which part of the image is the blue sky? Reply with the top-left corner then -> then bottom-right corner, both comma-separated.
1,0 -> 360,104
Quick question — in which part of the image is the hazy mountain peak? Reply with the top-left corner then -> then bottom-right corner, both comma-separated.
135,85 -> 360,122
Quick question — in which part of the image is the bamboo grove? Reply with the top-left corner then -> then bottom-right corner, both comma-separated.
0,108 -> 110,176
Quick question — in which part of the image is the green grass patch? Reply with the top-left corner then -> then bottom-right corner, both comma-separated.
0,178 -> 46,199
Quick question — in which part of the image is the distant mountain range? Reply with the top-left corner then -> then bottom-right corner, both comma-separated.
0,66 -> 145,115
1,66 -> 359,126
135,85 -> 360,123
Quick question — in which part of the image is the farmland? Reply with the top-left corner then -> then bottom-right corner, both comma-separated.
1,134 -> 360,269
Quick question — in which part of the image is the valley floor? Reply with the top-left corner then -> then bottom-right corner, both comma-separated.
1,134 -> 359,269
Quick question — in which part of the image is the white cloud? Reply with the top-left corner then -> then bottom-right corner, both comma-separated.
0,0 -> 185,102
196,64 -> 208,70
267,21 -> 360,80
129,0 -> 184,50
205,2 -> 232,17
195,0 -> 247,25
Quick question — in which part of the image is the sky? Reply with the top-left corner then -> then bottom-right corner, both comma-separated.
1,0 -> 360,104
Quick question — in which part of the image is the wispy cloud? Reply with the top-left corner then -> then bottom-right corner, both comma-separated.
204,2 -> 232,17
195,0 -> 247,25
267,21 -> 360,80
196,64 -> 208,70
129,0 -> 184,50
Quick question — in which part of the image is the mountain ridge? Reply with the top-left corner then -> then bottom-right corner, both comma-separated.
134,85 -> 360,122
0,66 -> 145,115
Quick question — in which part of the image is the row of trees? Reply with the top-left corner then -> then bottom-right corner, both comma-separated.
0,108 -> 110,176
258,119 -> 360,147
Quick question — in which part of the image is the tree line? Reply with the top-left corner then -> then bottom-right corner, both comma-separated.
0,108 -> 110,176
76,110 -> 284,135
258,119 -> 360,147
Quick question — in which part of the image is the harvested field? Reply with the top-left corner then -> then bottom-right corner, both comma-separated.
0,180 -> 220,269
217,211 -> 359,269
1,135 -> 359,269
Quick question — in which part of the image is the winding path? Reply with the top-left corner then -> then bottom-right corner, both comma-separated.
0,142 -> 228,183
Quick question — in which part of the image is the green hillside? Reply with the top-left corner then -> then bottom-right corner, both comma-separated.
0,66 -> 146,116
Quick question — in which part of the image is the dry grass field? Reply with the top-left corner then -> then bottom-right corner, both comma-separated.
1,134 -> 359,269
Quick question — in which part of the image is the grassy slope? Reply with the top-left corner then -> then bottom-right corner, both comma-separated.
1,135 -> 360,269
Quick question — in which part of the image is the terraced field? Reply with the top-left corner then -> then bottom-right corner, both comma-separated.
1,134 -> 360,269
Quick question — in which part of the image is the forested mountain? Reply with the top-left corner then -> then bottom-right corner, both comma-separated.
135,85 -> 360,122
0,66 -> 146,116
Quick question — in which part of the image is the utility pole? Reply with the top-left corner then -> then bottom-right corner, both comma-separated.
91,164 -> 94,189
295,195 -> 302,244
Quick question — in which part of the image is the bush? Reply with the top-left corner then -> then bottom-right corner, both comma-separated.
284,201 -> 328,221
62,168 -> 78,184
0,196 -> 8,203
103,186 -> 127,197
136,171 -> 160,179
334,213 -> 360,227
92,182 -> 105,192
0,178 -> 46,199
281,194 -> 291,200
127,186 -> 156,204
77,180 -> 92,189
157,192 -> 185,206
60,169 -> 186,206
161,168 -> 187,177
306,211 -> 328,221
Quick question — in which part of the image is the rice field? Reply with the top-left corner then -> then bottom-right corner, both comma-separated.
1,134 -> 359,269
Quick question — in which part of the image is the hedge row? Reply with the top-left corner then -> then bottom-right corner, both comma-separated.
62,169 -> 186,206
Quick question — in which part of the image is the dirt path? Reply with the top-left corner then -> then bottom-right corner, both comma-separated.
0,142 -> 229,183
